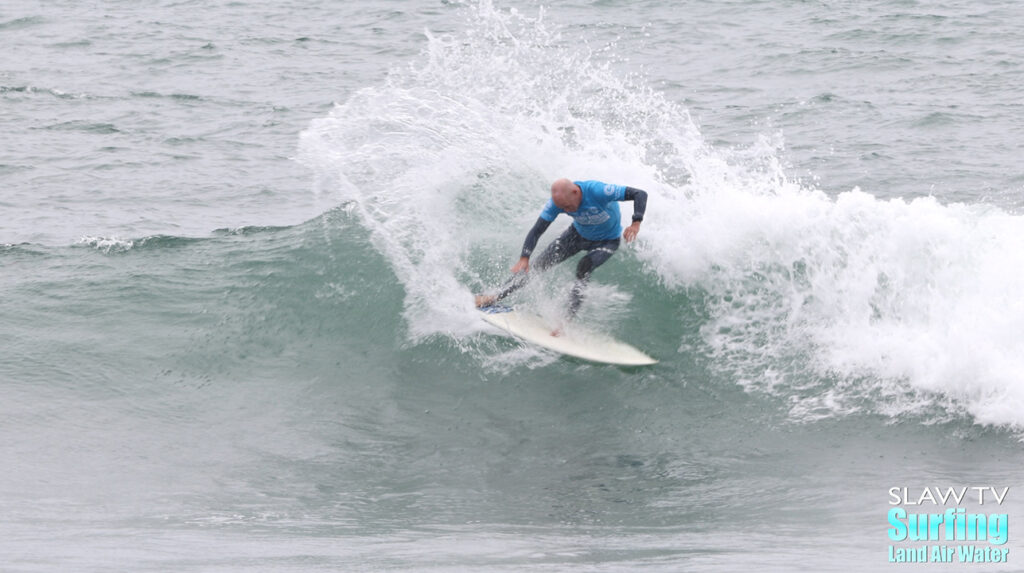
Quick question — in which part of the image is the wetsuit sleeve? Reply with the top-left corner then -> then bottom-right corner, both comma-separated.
520,217 -> 552,258
624,186 -> 648,222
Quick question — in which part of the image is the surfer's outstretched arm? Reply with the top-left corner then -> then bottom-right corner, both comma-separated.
500,216 -> 553,292
474,217 -> 552,307
519,217 -> 553,262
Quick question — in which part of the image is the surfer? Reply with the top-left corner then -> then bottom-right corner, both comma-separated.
474,178 -> 647,328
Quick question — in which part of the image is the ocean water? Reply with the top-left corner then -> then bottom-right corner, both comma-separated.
3,1 -> 1023,571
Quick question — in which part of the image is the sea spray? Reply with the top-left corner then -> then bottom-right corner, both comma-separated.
299,1 -> 700,340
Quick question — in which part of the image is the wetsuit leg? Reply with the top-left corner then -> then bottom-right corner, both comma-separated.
533,226 -> 584,271
567,239 -> 620,317
496,226 -> 584,301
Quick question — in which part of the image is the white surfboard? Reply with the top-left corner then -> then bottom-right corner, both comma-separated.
480,306 -> 657,366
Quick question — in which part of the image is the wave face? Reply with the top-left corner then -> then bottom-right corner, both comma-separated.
6,1 -> 1024,570
299,2 -> 1024,430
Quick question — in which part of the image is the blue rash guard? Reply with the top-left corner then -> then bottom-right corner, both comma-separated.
539,180 -> 626,241
519,181 -> 647,258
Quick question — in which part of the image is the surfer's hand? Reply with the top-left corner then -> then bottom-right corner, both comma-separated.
474,294 -> 497,308
623,221 -> 641,243
511,257 -> 530,274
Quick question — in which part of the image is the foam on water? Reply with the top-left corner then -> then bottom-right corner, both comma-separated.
645,160 -> 1024,428
300,1 -> 1024,430
646,135 -> 1024,428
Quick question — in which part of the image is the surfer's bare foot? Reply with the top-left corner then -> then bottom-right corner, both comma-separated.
474,294 -> 497,308
550,326 -> 563,337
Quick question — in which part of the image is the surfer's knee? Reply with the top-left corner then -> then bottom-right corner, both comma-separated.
534,241 -> 562,271
576,256 -> 595,280
579,245 -> 617,279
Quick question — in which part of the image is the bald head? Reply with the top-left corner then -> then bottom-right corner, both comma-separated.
551,178 -> 581,212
